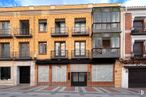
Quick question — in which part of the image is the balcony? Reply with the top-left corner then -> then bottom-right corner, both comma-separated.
71,50 -> 90,59
0,54 -> 13,60
14,28 -> 32,38
51,50 -> 68,59
131,29 -> 146,35
13,52 -> 32,60
92,48 -> 120,58
72,27 -> 89,36
51,27 -> 68,37
0,29 -> 13,38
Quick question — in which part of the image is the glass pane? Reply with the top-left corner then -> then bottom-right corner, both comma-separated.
102,24 -> 106,29
55,43 -> 59,56
1,67 -> 11,80
73,73 -> 78,82
94,24 -> 101,29
79,73 -> 85,82
111,37 -> 119,48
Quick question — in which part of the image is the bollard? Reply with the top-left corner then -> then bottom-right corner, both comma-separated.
140,90 -> 144,96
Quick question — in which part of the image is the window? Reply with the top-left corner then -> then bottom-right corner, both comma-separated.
133,41 -> 143,56
20,20 -> 29,35
74,18 -> 86,33
0,21 -> 10,34
111,12 -> 120,22
55,42 -> 66,56
19,42 -> 29,57
111,37 -> 119,48
39,19 -> 47,32
0,67 -> 11,80
75,41 -> 85,56
93,7 -> 120,30
133,20 -> 144,32
0,43 -> 10,58
39,42 -> 47,54
55,19 -> 65,33
102,39 -> 111,48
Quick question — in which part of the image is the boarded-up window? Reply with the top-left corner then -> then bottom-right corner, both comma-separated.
92,65 -> 113,82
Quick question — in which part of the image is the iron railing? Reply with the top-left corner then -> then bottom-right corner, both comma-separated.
92,48 -> 120,58
131,28 -> 146,35
0,29 -> 12,37
71,50 -> 90,58
14,28 -> 32,36
72,27 -> 89,36
51,50 -> 68,59
0,53 -> 12,59
51,27 -> 68,36
13,51 -> 32,59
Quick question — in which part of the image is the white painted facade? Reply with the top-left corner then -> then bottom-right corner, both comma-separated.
121,67 -> 129,88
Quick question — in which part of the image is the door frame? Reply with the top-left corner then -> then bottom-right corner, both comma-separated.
71,72 -> 87,86
19,66 -> 30,84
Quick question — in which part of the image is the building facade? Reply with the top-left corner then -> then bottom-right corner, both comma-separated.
122,6 -> 146,88
0,3 -> 125,87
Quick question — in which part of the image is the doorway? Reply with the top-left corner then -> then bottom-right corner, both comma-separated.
19,66 -> 30,84
71,72 -> 87,86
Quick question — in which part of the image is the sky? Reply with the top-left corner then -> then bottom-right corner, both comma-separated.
0,0 -> 146,7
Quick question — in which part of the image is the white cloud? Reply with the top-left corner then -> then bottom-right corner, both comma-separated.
123,0 -> 146,6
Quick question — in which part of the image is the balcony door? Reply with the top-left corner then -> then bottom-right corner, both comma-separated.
19,42 -> 29,58
55,42 -> 66,57
0,21 -> 10,35
55,19 -> 65,34
74,18 -> 86,33
20,20 -> 29,35
133,42 -> 143,57
75,41 -> 85,56
0,43 -> 10,58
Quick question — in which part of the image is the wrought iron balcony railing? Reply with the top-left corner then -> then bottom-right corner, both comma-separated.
0,53 -> 13,60
13,52 -> 32,60
51,50 -> 68,59
71,50 -> 90,58
131,28 -> 146,35
14,28 -> 32,38
0,29 -> 12,38
92,48 -> 120,58
72,27 -> 89,36
51,27 -> 68,37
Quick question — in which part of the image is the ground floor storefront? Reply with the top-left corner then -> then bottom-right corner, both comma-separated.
36,63 -> 120,87
0,60 -> 123,88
